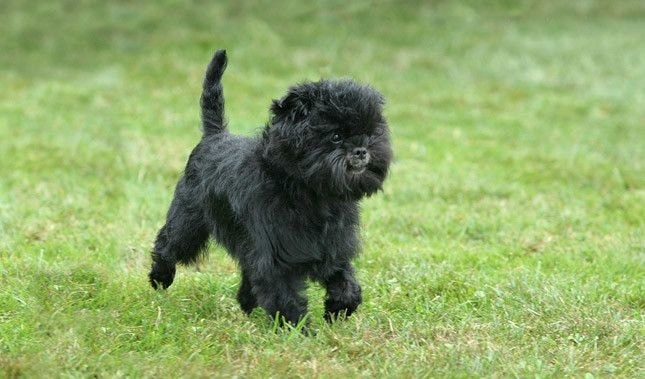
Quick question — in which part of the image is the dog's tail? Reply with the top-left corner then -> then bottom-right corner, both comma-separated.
200,49 -> 228,136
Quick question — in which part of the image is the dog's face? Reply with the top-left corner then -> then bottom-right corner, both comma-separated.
263,80 -> 392,200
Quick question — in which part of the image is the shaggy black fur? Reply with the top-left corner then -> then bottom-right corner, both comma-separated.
149,49 -> 392,326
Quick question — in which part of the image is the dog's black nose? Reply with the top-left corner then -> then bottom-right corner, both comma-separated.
352,147 -> 368,160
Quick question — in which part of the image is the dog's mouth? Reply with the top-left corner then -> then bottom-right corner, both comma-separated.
346,161 -> 368,175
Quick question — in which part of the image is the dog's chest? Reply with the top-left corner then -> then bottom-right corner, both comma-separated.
309,202 -> 357,259
264,198 -> 358,265
309,201 -> 348,233
319,205 -> 346,236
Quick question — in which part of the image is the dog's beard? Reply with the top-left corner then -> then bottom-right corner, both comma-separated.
298,143 -> 390,200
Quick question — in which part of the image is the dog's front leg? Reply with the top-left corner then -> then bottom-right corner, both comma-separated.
248,268 -> 308,327
323,266 -> 362,322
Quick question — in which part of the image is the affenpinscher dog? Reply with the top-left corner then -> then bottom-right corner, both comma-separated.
149,49 -> 392,326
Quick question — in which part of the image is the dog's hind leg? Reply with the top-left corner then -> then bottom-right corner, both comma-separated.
149,191 -> 210,289
236,269 -> 258,314
149,224 -> 177,289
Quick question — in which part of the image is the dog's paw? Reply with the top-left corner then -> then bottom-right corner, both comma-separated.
324,279 -> 362,323
148,266 -> 175,290
323,298 -> 360,323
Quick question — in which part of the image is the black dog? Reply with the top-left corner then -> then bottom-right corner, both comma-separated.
149,49 -> 392,326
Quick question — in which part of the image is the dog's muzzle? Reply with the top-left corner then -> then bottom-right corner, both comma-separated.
347,147 -> 370,173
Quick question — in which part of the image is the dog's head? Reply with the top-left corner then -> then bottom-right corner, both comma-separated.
262,79 -> 392,200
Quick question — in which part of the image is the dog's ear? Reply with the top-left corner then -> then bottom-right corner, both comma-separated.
271,88 -> 311,122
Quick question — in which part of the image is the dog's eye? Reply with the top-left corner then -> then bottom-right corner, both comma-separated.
330,133 -> 342,144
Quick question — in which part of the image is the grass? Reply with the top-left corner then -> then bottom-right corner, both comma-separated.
1,0 -> 643,377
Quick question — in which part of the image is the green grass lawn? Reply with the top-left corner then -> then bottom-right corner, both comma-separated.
1,0 -> 643,377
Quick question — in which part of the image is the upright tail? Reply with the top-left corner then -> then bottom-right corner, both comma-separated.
200,49 -> 228,136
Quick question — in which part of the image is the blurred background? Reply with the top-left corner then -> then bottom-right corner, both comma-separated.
2,0 -> 642,260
